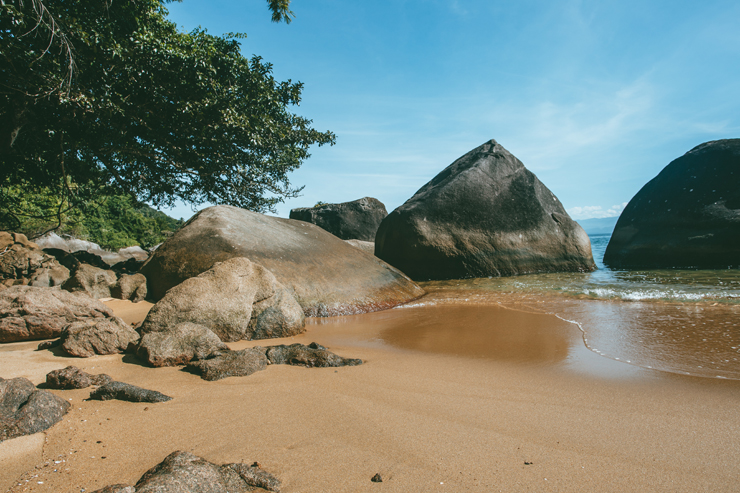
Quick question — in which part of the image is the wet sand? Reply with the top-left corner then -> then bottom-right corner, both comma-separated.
2,298 -> 740,492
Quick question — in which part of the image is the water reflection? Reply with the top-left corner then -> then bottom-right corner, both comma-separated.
379,305 -> 576,364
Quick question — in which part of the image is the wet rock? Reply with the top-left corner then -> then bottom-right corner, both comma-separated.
289,197 -> 388,241
375,139 -> 595,280
605,139 -> 740,268
0,285 -> 114,343
45,366 -> 112,390
137,322 -> 229,367
139,205 -> 424,316
111,273 -> 148,302
89,381 -> 172,403
141,258 -> 305,343
60,317 -> 140,357
92,451 -> 282,493
62,263 -> 118,299
0,376 -> 70,442
265,342 -> 362,368
187,348 -> 269,382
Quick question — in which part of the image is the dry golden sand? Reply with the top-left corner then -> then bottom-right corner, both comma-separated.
2,298 -> 740,492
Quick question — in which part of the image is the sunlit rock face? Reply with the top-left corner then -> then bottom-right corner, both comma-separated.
375,139 -> 595,281
140,205 -> 424,316
605,139 -> 740,269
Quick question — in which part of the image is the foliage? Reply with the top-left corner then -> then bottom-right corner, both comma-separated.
0,182 -> 183,250
1,0 -> 334,221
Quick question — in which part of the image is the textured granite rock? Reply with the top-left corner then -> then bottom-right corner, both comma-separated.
265,342 -> 362,368
0,376 -> 70,442
91,450 -> 281,493
141,258 -> 305,343
187,348 -> 269,382
60,316 -> 140,357
45,366 -> 112,389
89,381 -> 172,403
61,263 -> 118,299
137,322 -> 229,367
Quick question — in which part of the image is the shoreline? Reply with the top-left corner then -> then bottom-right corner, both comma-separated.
2,296 -> 740,492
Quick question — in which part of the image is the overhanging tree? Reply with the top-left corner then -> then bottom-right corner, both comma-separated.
1,0 -> 334,233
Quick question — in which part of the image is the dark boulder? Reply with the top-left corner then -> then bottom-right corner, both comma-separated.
0,285 -> 115,343
59,317 -> 140,357
265,342 -> 362,367
604,139 -> 740,268
0,376 -> 70,442
137,322 -> 229,367
89,381 -> 172,403
188,343 -> 362,381
45,366 -> 112,389
375,139 -> 595,280
141,257 -> 305,343
92,450 -> 281,493
139,205 -> 424,316
289,197 -> 388,241
187,348 -> 269,381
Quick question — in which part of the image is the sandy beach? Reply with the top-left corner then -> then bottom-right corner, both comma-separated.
2,297 -> 740,492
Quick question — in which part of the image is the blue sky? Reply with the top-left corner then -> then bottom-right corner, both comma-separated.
162,0 -> 740,221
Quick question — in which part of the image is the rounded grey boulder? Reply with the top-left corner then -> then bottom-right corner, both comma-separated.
375,139 -> 595,280
604,139 -> 740,269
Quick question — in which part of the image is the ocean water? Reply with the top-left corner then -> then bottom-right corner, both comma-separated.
413,234 -> 740,380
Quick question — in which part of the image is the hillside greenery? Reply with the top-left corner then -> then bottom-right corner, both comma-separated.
0,183 -> 183,250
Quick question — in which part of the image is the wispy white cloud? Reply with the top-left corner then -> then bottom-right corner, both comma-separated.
568,202 -> 628,220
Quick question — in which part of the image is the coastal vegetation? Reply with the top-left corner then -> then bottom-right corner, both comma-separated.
1,0 -> 332,243
0,184 -> 183,250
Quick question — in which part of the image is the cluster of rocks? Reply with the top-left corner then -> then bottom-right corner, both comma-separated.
0,232 -> 149,301
92,451 -> 281,493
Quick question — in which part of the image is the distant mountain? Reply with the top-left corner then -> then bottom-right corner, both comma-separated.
576,216 -> 619,236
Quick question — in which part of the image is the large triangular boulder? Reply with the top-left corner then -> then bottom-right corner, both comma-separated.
139,206 -> 424,316
604,139 -> 740,268
375,140 -> 595,280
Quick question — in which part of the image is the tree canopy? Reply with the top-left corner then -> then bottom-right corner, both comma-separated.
1,0 -> 334,234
